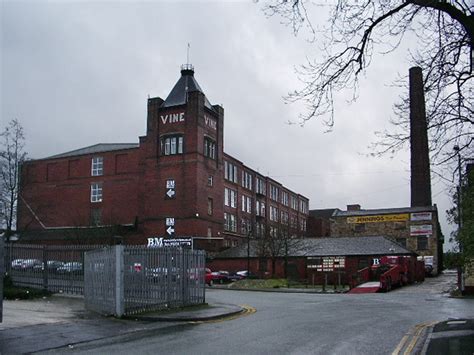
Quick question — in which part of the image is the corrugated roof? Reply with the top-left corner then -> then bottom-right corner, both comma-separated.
43,143 -> 139,160
161,66 -> 214,110
214,236 -> 414,259
333,206 -> 437,217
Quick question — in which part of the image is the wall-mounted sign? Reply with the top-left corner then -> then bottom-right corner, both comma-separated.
410,212 -> 432,221
347,214 -> 409,224
204,115 -> 217,130
166,179 -> 176,199
165,218 -> 175,236
160,112 -> 185,125
147,237 -> 193,248
410,224 -> 433,236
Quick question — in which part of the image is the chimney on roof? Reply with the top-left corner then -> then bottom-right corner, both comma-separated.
409,67 -> 432,207
347,204 -> 361,211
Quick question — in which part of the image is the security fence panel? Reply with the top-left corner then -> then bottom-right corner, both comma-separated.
84,247 -> 118,316
122,246 -> 206,316
5,244 -> 99,295
0,235 -> 4,323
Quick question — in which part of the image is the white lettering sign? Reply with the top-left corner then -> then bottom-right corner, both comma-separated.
166,218 -> 175,226
161,112 -> 185,124
204,115 -> 217,130
373,258 -> 380,265
147,237 -> 193,248
166,180 -> 175,189
410,224 -> 433,236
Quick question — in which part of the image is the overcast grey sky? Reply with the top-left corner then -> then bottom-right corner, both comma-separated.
1,0 -> 457,250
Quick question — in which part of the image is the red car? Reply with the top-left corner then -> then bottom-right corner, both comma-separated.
205,268 -> 213,286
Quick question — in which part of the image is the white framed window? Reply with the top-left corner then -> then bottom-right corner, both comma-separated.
256,200 -> 266,217
224,212 -> 237,232
224,161 -> 238,183
161,135 -> 184,155
270,185 -> 279,201
241,195 -> 252,214
208,176 -> 213,187
300,200 -> 308,213
224,188 -> 237,208
281,211 -> 289,225
300,218 -> 307,232
290,195 -> 298,210
204,137 -> 216,159
281,191 -> 289,206
256,177 -> 266,195
270,205 -> 279,222
91,157 -> 103,176
242,171 -> 253,190
90,183 -> 103,203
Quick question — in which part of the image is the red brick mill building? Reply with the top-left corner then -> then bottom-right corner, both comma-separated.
17,65 -> 310,251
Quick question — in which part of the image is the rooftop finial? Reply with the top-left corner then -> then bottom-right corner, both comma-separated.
187,43 -> 190,65
181,43 -> 194,74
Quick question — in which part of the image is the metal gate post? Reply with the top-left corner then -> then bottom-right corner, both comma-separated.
115,245 -> 125,317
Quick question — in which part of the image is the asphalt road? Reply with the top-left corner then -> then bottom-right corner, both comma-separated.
41,272 -> 474,355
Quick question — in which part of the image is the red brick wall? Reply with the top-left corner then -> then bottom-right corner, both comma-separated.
19,148 -> 140,231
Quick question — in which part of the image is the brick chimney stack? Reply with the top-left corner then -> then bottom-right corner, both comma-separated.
409,67 -> 432,207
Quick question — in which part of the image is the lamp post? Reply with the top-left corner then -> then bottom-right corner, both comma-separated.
454,145 -> 463,237
453,145 -> 464,293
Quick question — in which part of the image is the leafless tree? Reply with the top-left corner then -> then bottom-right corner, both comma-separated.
1,119 -> 27,241
261,1 -> 473,168
259,224 -> 305,277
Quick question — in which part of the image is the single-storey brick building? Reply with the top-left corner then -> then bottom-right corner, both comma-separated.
207,236 -> 416,285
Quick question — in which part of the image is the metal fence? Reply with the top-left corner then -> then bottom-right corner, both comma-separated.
4,243 -> 100,295
84,245 -> 206,317
1,236 -> 4,323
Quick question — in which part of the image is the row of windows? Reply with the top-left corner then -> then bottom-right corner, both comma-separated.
158,134 -> 217,159
161,135 -> 184,156
224,216 -> 303,237
396,236 -> 430,250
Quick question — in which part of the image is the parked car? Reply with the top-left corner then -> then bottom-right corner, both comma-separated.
236,270 -> 257,279
210,270 -> 231,284
228,272 -> 245,282
33,260 -> 65,272
11,259 -> 25,270
205,268 -> 213,286
12,258 -> 42,270
57,262 -> 83,274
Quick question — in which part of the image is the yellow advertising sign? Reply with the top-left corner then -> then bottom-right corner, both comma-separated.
347,214 -> 409,224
